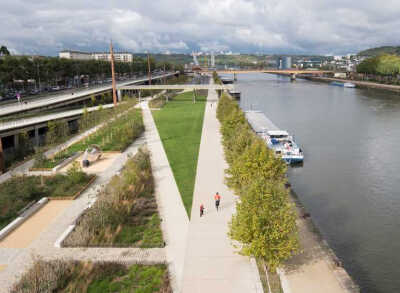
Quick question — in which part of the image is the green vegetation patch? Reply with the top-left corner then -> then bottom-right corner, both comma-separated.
35,107 -> 144,169
64,148 -> 164,247
152,91 -> 207,217
217,93 -> 299,272
11,260 -> 171,293
0,167 -> 93,229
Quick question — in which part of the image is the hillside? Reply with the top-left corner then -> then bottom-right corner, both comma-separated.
358,46 -> 400,56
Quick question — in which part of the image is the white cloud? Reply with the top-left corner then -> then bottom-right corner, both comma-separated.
0,0 -> 399,55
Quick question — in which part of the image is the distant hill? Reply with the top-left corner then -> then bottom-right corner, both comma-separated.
358,46 -> 400,56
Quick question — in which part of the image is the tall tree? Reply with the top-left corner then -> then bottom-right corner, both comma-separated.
0,46 -> 10,56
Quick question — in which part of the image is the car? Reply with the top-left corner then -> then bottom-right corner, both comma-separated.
51,86 -> 61,91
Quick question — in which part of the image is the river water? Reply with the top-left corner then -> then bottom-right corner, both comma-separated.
232,73 -> 400,293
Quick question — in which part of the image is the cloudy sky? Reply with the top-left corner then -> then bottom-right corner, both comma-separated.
1,0 -> 399,56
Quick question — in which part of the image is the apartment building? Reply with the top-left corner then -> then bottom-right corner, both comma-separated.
59,50 -> 133,63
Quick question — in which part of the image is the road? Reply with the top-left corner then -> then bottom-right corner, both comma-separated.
0,73 -> 176,117
0,104 -> 114,134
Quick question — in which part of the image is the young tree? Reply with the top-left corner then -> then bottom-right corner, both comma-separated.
229,179 -> 299,272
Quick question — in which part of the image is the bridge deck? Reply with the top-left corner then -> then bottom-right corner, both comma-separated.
118,84 -> 233,90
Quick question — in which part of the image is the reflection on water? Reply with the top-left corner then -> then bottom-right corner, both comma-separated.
232,73 -> 400,293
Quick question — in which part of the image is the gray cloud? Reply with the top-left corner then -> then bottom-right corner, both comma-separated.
1,0 -> 399,55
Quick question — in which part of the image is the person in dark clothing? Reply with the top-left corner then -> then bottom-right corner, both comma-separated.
200,204 -> 205,217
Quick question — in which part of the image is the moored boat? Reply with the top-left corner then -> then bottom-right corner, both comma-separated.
261,130 -> 304,164
245,111 -> 304,164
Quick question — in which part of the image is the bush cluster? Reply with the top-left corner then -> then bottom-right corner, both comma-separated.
217,93 -> 299,271
0,170 -> 92,229
357,54 -> 400,76
11,259 -> 171,293
64,148 -> 163,247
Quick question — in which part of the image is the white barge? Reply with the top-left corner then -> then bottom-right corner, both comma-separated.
245,111 -> 304,164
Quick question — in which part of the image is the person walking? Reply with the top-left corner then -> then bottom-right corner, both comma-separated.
16,92 -> 21,104
214,192 -> 221,211
200,204 -> 205,217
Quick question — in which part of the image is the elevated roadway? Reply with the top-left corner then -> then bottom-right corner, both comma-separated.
118,84 -> 234,90
0,72 -> 177,117
0,104 -> 114,138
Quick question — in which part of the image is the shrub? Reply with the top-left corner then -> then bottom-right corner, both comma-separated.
64,148 -> 163,247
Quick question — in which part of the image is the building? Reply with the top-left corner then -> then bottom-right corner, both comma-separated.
93,52 -> 133,63
281,56 -> 292,69
59,50 -> 92,60
59,50 -> 133,63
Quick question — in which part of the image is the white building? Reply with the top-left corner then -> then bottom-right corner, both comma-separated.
59,50 -> 134,63
59,50 -> 92,60
93,52 -> 133,63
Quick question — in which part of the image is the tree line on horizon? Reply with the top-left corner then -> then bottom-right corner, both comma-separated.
0,45 -> 180,93
357,54 -> 400,76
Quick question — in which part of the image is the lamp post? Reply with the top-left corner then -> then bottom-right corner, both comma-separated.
147,53 -> 151,86
110,41 -> 117,106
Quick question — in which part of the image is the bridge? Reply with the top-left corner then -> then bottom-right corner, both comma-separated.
118,84 -> 233,91
201,69 -> 333,80
0,72 -> 178,118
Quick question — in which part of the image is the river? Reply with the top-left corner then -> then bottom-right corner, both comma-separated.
232,73 -> 400,293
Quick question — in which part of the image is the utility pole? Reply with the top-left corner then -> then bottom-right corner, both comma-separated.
110,41 -> 117,106
164,64 -> 166,85
147,53 -> 151,86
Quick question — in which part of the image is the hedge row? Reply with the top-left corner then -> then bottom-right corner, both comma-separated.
217,93 -> 299,271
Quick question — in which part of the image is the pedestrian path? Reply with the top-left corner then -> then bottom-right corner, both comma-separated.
181,85 -> 262,292
141,99 -> 189,292
0,135 -> 147,291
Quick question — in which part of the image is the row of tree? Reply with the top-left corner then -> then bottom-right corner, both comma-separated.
217,93 -> 299,272
357,54 -> 400,76
0,45 -> 180,92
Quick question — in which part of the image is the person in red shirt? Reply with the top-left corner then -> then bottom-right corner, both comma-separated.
200,204 -> 205,217
214,192 -> 221,211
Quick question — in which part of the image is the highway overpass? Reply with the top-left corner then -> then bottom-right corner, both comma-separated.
0,72 -> 177,117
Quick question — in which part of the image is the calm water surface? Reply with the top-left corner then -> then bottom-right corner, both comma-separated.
232,73 -> 400,293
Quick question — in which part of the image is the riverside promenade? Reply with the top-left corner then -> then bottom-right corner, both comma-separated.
181,84 -> 262,292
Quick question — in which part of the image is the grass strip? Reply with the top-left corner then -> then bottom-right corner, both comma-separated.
152,90 -> 207,217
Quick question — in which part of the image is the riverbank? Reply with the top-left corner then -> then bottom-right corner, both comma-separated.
303,76 -> 400,93
239,96 -> 359,292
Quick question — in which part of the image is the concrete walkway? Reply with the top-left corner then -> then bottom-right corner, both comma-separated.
141,100 -> 189,292
181,86 -> 262,292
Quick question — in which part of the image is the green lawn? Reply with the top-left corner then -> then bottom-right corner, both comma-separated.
152,91 -> 207,217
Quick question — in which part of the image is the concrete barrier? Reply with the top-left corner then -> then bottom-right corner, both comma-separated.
0,197 -> 49,241
54,224 -> 75,248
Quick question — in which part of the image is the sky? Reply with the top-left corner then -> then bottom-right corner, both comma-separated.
1,0 -> 400,56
